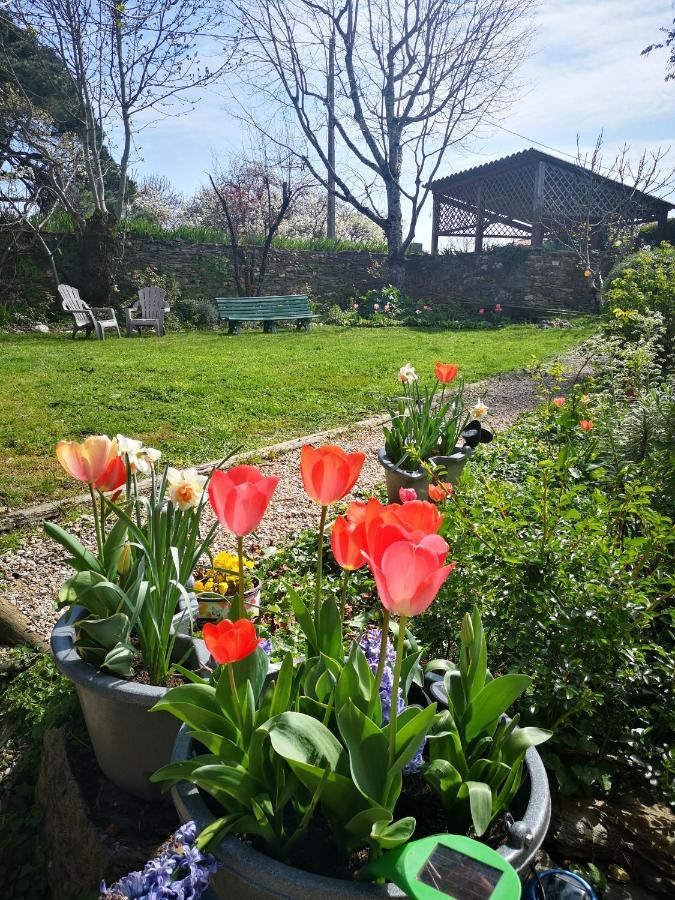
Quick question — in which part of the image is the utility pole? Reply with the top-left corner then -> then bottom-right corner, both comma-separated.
326,29 -> 336,239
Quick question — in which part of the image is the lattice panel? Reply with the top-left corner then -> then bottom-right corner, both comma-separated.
482,166 -> 536,222
483,218 -> 532,239
438,193 -> 478,235
543,164 -> 659,224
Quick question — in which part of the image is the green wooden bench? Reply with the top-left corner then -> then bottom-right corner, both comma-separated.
214,295 -> 318,334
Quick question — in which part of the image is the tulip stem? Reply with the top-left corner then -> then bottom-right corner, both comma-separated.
371,611 -> 390,709
387,615 -> 407,770
339,569 -> 351,621
88,484 -> 104,561
314,504 -> 328,628
227,664 -> 244,732
236,536 -> 246,621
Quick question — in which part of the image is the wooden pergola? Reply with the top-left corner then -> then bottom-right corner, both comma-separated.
430,148 -> 672,253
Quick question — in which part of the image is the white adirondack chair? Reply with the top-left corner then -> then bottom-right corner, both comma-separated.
126,286 -> 168,337
58,284 -> 121,340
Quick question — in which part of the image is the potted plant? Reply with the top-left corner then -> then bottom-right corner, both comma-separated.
47,435 -> 225,799
193,549 -> 261,621
150,445 -> 551,895
379,363 -> 493,502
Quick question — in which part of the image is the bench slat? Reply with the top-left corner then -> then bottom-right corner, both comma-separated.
215,295 -> 315,322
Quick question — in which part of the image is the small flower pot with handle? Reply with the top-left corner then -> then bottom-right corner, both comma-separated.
377,449 -> 429,503
168,725 -> 550,898
51,606 -> 210,801
428,444 -> 474,484
197,577 -> 262,622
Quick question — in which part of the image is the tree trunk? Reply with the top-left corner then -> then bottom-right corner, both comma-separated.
0,595 -> 44,648
385,179 -> 405,289
76,210 -> 118,306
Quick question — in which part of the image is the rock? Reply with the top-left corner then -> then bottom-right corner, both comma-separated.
605,885 -> 663,900
547,794 -> 675,897
32,323 -> 50,333
36,727 -> 177,900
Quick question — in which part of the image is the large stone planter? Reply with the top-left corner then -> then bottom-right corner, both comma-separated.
377,449 -> 429,503
169,720 -> 551,898
51,606 -> 210,801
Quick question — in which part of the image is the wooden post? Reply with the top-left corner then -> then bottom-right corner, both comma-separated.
431,192 -> 440,255
531,161 -> 546,247
655,208 -> 669,242
474,184 -> 484,253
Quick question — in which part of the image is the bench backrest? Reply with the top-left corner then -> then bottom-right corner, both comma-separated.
215,295 -> 312,319
137,286 -> 167,320
59,284 -> 92,327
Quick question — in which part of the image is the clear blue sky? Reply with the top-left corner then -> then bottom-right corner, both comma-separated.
126,0 -> 675,249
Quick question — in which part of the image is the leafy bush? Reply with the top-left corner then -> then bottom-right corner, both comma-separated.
603,243 -> 675,366
418,400 -> 674,803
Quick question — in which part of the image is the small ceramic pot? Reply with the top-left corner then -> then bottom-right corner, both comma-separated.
197,577 -> 261,621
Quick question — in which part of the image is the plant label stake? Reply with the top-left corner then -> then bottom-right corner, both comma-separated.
363,834 -> 521,900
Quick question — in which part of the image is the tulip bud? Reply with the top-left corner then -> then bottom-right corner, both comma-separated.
460,612 -> 474,646
117,542 -> 132,576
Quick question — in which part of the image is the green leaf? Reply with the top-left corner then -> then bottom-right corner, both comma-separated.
344,807 -> 392,839
400,650 -> 423,701
287,588 -> 317,651
266,711 -> 344,771
318,594 -> 342,661
337,699 -> 388,803
462,674 -> 532,742
45,521 -> 102,574
77,613 -> 130,649
101,641 -> 134,675
501,726 -> 552,765
268,652 -> 296,719
102,517 -> 129,578
371,816 -> 416,850
444,670 -> 466,719
423,759 -> 462,803
460,780 -> 493,836
336,643 -> 378,719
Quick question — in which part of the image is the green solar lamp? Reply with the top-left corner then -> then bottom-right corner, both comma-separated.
363,834 -> 521,900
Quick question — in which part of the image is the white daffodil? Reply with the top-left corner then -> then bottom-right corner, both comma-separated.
115,434 -> 161,473
116,434 -> 143,456
471,398 -> 488,419
166,467 -> 207,511
137,446 -> 162,473
398,363 -> 418,384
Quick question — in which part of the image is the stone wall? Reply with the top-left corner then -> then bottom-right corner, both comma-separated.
33,234 -> 596,317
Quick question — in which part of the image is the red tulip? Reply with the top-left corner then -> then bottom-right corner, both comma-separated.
579,420 -> 595,432
398,487 -> 417,503
93,454 -> 126,493
363,527 -> 456,617
208,465 -> 279,536
300,444 -> 365,506
428,482 -> 454,503
203,618 -> 260,664
393,499 -> 442,536
331,513 -> 367,571
435,362 -> 459,384
56,435 -> 117,484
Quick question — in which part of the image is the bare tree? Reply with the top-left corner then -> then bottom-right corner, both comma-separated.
642,17 -> 675,81
546,134 -> 675,298
209,149 -> 309,296
230,0 -> 530,284
6,0 -> 235,301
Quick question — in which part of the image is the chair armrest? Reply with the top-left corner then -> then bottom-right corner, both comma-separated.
90,307 -> 118,320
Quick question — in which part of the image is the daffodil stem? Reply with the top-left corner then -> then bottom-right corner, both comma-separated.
339,569 -> 350,621
314,504 -> 328,628
388,615 -> 407,769
371,610 -> 390,708
236,536 -> 245,620
88,484 -> 104,560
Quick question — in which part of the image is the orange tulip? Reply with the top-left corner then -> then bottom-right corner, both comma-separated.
331,513 -> 367,571
579,420 -> 595,432
300,444 -> 365,506
435,362 -> 459,384
56,435 -> 117,484
203,618 -> 260,664
428,482 -> 454,503
93,454 -> 127,493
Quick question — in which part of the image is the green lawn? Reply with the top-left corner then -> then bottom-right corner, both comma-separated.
0,324 -> 594,508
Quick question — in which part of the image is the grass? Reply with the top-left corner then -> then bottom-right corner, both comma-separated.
0,323 -> 594,508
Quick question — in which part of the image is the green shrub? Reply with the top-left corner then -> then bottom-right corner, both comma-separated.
603,243 -> 675,365
418,404 -> 674,803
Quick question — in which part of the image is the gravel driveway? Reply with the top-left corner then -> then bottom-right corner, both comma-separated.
0,353 -> 587,642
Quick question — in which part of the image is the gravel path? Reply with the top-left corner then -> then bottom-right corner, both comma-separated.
0,353 -> 586,642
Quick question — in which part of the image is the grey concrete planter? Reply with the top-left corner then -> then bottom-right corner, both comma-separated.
428,444 -> 474,484
377,449 -> 429,503
51,606 -> 210,801
169,715 -> 550,897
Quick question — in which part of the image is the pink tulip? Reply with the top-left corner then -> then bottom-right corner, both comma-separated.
300,445 -> 365,506
478,308 -> 485,315
552,397 -> 565,408
364,532 -> 455,617
56,435 -> 117,485
398,487 -> 417,503
208,465 -> 279,536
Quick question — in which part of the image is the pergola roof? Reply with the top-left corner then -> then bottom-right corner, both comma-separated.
430,148 -> 672,250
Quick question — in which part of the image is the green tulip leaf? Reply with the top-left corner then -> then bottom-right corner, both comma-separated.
266,711 -> 344,771
337,699 -> 389,803
45,521 -> 102,574
371,816 -> 416,850
462,674 -> 532,742
501,726 -> 553,765
460,780 -> 493,836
